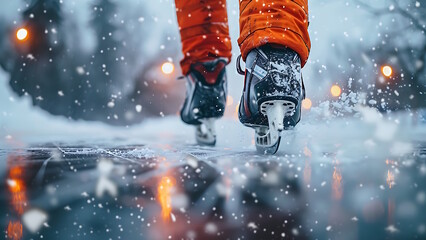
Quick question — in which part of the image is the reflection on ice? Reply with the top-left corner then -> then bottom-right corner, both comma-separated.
157,176 -> 176,221
96,158 -> 118,198
332,165 -> 343,200
0,142 -> 425,239
7,221 -> 22,240
387,170 -> 395,189
22,208 -> 48,233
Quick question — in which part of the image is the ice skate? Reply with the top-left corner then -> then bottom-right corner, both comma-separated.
180,59 -> 227,146
237,45 -> 305,154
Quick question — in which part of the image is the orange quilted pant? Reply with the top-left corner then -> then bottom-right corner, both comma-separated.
175,0 -> 311,75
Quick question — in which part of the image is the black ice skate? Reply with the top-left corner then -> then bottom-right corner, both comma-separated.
236,45 -> 305,154
180,59 -> 228,146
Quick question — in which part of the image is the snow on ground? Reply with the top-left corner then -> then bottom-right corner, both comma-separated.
1,66 -> 425,162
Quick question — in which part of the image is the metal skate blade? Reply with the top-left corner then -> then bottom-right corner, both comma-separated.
254,127 -> 281,154
255,135 -> 281,154
195,118 -> 217,146
254,100 -> 295,154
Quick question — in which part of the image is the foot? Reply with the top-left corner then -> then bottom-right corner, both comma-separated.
237,45 -> 305,154
180,59 -> 228,146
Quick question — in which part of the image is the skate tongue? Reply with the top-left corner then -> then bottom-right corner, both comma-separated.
192,61 -> 226,85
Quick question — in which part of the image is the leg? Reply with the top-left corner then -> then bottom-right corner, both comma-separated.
238,0 -> 310,66
237,0 -> 311,154
175,0 -> 232,75
175,0 -> 232,145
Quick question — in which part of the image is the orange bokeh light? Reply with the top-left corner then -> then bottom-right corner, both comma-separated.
16,28 -> 28,41
302,98 -> 312,110
330,85 -> 342,97
161,62 -> 174,75
382,65 -> 393,77
157,176 -> 175,221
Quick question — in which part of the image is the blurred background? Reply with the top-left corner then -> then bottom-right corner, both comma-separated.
0,0 -> 425,126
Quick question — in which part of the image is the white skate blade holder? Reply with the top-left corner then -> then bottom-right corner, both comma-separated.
195,118 -> 217,146
256,100 -> 295,153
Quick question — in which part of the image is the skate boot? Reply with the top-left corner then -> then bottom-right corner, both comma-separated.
180,59 -> 228,146
236,45 -> 305,154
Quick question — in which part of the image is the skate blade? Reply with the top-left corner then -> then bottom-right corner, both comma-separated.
255,100 -> 295,154
195,118 -> 217,146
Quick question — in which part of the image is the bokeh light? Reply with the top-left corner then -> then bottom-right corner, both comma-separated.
382,65 -> 392,77
330,85 -> 342,97
161,62 -> 174,75
16,28 -> 28,41
302,98 -> 312,110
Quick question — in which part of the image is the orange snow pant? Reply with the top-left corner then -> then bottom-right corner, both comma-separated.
175,0 -> 311,75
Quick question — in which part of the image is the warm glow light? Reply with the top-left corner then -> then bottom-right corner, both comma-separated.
382,65 -> 393,77
386,170 -> 395,189
7,221 -> 23,240
330,85 -> 342,97
302,98 -> 312,110
7,179 -> 23,193
8,165 -> 28,215
16,28 -> 28,41
161,62 -> 174,75
332,166 -> 343,200
7,179 -> 17,188
157,176 -> 175,220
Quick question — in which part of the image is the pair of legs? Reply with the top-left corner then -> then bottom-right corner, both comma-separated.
175,0 -> 310,75
175,0 -> 311,153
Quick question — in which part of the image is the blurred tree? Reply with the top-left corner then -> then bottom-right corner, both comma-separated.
88,0 -> 125,123
9,0 -> 68,115
354,0 -> 426,111
0,20 -> 16,72
5,0 -> 183,125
